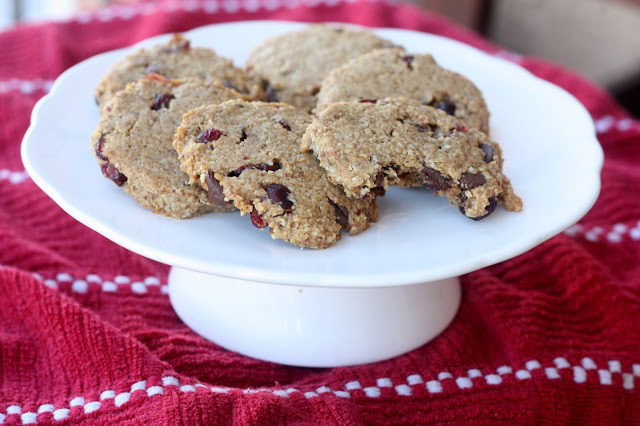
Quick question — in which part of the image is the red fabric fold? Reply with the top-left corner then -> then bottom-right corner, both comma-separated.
1,0 -> 639,424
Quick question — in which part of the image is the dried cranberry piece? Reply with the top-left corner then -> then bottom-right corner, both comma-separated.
329,199 -> 349,229
228,162 -> 281,177
265,83 -> 278,102
359,99 -> 377,103
250,207 -> 266,228
278,120 -> 291,131
459,172 -> 486,191
434,100 -> 456,116
205,171 -> 230,206
101,163 -> 127,186
95,136 -> 108,161
265,184 -> 294,212
479,143 -> 494,163
421,166 -> 451,190
151,93 -> 174,110
402,55 -> 414,69
197,128 -> 224,143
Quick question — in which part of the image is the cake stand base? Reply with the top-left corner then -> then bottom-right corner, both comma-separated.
168,267 -> 461,367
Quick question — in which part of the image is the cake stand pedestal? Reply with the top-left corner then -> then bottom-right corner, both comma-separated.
168,267 -> 461,367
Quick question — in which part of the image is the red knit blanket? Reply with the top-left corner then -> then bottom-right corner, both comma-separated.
1,0 -> 639,424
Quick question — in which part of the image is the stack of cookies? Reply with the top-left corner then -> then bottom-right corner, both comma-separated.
91,26 -> 522,249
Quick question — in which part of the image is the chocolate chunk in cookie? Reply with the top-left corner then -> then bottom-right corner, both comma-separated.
174,100 -> 378,249
301,98 -> 522,220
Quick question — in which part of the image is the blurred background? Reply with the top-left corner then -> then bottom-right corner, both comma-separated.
1,0 -> 638,117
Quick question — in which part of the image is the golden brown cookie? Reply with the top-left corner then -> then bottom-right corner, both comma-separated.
301,98 -> 521,220
90,75 -> 240,219
174,100 -> 378,248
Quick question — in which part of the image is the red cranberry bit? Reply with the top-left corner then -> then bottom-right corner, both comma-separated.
459,172 -> 486,191
250,207 -> 267,228
228,162 -> 281,177
434,100 -> 456,116
151,93 -> 174,110
359,99 -> 377,103
402,55 -> 414,70
95,136 -> 108,161
329,199 -> 349,229
205,171 -> 230,206
197,128 -> 224,143
445,125 -> 467,136
479,143 -> 494,163
101,164 -> 127,186
421,166 -> 451,190
278,120 -> 291,131
265,184 -> 294,212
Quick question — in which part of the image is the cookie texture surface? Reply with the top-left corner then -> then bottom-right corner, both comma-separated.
301,98 -> 522,220
245,25 -> 396,112
174,100 -> 378,249
95,34 -> 260,112
317,48 -> 491,133
90,76 -> 240,219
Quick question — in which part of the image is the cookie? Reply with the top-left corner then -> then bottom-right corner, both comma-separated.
90,75 -> 240,219
173,100 -> 378,249
316,48 -> 491,133
245,25 -> 397,112
95,34 -> 261,112
301,98 -> 522,220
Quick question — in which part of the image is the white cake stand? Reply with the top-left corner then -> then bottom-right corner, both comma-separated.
21,21 -> 603,367
169,269 -> 461,367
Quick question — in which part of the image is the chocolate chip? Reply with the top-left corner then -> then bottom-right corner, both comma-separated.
228,162 -> 281,177
239,129 -> 248,142
434,100 -> 456,116
222,79 -> 240,92
95,135 -> 108,161
205,171 -> 230,206
151,93 -> 174,110
414,123 -> 437,133
278,120 -> 291,131
371,187 -> 386,197
402,55 -> 414,69
101,163 -> 127,186
359,99 -> 377,103
329,199 -> 349,229
459,195 -> 497,221
265,184 -> 293,212
265,83 -> 278,102
459,172 -> 486,191
250,207 -> 266,228
479,143 -> 494,163
197,128 -> 224,143
421,166 -> 451,190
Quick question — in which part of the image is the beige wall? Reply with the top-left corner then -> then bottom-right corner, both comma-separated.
488,0 -> 640,89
